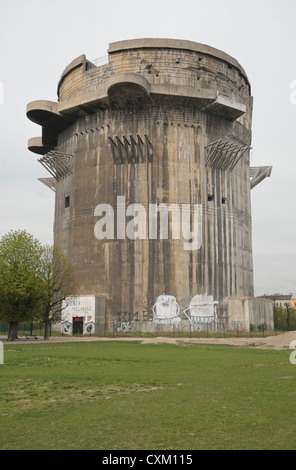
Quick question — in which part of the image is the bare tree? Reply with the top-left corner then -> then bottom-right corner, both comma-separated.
41,245 -> 79,340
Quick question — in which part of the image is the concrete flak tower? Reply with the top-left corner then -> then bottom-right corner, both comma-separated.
27,39 -> 273,333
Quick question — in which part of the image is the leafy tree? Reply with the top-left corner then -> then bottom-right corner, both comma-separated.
274,305 -> 296,330
0,230 -> 44,340
40,245 -> 78,340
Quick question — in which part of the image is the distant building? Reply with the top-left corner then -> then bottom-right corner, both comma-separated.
291,295 -> 296,309
258,294 -> 296,309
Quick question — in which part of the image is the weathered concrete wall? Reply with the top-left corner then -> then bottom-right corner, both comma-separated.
228,297 -> 274,331
54,105 -> 253,321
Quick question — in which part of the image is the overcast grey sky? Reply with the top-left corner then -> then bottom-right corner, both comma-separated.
0,0 -> 295,296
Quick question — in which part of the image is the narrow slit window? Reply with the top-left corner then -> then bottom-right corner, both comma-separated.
208,194 -> 214,202
65,196 -> 70,208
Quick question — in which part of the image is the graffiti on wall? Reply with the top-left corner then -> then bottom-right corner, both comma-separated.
60,294 -> 219,333
114,295 -> 218,328
116,322 -> 133,332
61,296 -> 96,334
151,294 -> 218,327
152,295 -> 181,325
183,294 -> 218,325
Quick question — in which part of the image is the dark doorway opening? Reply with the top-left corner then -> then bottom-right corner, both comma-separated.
73,317 -> 84,335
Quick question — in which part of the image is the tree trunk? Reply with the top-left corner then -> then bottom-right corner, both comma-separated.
7,322 -> 18,341
44,319 -> 50,340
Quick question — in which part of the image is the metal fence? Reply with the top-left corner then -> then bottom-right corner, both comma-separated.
0,320 -> 295,340
109,321 -> 292,339
0,322 -> 51,338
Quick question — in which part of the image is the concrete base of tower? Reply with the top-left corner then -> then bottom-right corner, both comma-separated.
59,294 -> 273,336
227,297 -> 274,332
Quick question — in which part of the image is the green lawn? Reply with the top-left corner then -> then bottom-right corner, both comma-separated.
0,340 -> 295,450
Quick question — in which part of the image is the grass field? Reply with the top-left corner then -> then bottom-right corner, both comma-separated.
0,340 -> 296,450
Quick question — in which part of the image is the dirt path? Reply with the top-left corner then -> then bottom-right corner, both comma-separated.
140,332 -> 296,350
1,331 -> 296,350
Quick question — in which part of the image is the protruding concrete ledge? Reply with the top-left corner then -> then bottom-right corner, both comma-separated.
107,73 -> 151,94
203,94 -> 246,121
27,100 -> 74,148
150,83 -> 217,106
250,166 -> 272,189
107,73 -> 153,108
58,85 -> 218,114
27,100 -> 73,127
28,137 -> 53,155
57,92 -> 110,115
27,100 -> 59,125
57,83 -> 245,119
